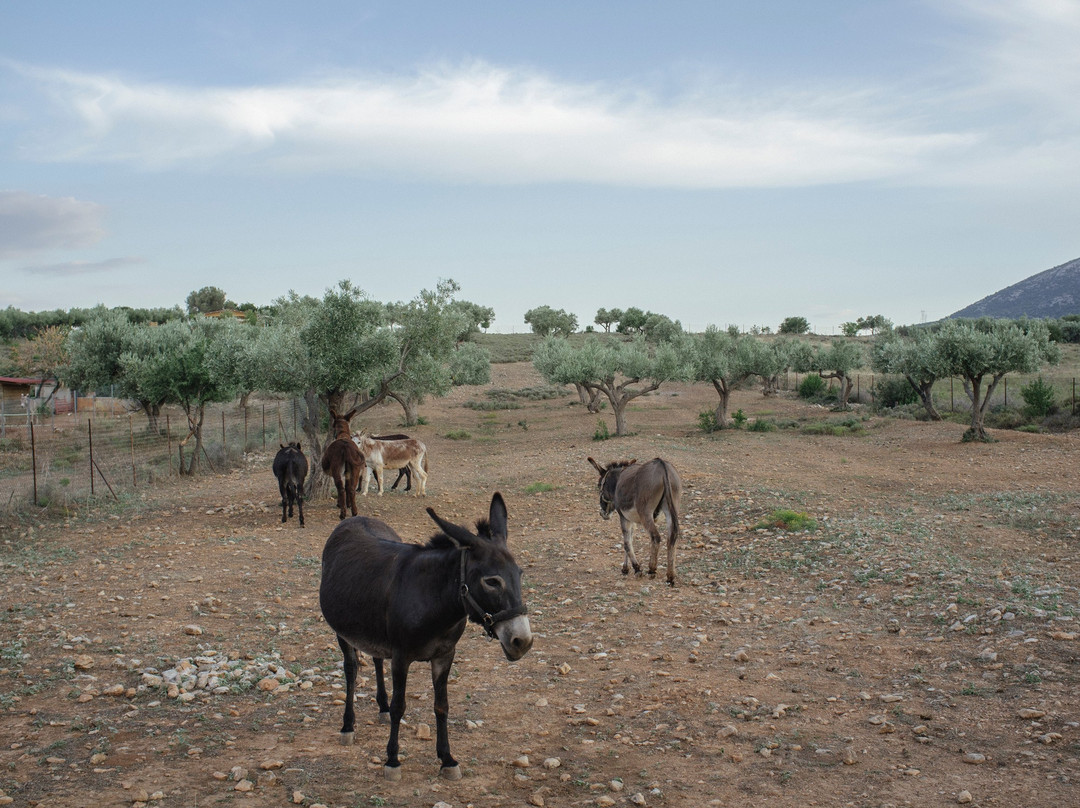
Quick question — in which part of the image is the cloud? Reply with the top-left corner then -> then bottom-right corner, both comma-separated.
20,256 -> 145,276
0,190 -> 106,259
8,61 -> 973,188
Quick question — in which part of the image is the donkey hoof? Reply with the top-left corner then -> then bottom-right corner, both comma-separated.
378,711 -> 391,725
440,764 -> 462,781
339,731 -> 354,746
383,764 -> 402,781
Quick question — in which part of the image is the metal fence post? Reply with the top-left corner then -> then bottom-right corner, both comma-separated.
31,421 -> 38,506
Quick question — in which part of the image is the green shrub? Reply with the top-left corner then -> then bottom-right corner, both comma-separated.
874,376 -> 919,409
1020,377 -> 1057,418
697,410 -> 721,433
592,420 -> 610,441
524,482 -> 556,494
731,409 -> 748,429
748,418 -> 776,432
798,374 -> 827,399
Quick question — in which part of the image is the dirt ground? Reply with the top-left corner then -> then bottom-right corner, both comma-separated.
2,362 -> 1079,808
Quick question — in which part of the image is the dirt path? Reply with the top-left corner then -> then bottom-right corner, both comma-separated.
2,363 -> 1079,807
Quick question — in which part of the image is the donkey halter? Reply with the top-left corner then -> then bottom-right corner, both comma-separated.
457,547 -> 527,640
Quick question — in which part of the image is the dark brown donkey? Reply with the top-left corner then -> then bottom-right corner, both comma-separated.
272,442 -> 308,526
319,492 -> 533,780
320,408 -> 364,520
587,457 -> 682,585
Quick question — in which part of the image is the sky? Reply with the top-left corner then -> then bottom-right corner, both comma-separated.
2,1 -> 1079,334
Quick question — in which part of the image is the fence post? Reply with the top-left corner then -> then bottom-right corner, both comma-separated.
244,406 -> 248,454
88,418 -> 95,497
167,414 -> 174,478
130,414 -> 136,488
262,404 -> 266,452
31,421 -> 38,507
950,378 -> 954,411
222,410 -> 227,460
1004,377 -> 1007,407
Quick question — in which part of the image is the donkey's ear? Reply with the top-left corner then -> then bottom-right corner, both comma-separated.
426,507 -> 476,548
587,457 -> 605,475
329,408 -> 339,419
280,443 -> 287,449
294,442 -> 302,452
343,408 -> 358,422
488,492 -> 508,543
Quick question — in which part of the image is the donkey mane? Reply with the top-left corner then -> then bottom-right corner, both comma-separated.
607,459 -> 637,470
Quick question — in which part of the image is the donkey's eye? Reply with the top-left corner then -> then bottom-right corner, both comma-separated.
481,576 -> 505,592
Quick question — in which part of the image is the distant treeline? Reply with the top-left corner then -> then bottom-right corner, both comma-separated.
895,314 -> 1080,344
0,304 -> 189,341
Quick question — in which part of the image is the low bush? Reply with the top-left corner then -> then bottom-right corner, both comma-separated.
1020,377 -> 1057,418
697,410 -> 721,433
798,374 -> 827,399
873,376 -> 919,409
592,420 -> 611,441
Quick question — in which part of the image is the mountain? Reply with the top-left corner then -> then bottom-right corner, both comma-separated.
949,257 -> 1080,319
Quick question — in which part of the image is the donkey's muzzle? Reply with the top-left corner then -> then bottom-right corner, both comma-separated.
495,616 -> 533,661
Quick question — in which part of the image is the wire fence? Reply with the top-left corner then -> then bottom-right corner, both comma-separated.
0,399 -> 305,513
2,374 -> 1077,514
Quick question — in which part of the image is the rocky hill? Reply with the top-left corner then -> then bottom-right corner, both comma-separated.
950,256 -> 1080,319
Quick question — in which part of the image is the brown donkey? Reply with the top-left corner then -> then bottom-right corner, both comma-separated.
320,408 -> 364,520
587,457 -> 682,585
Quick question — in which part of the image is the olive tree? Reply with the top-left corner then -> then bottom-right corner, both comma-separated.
255,281 -> 399,492
62,308 -> 167,433
747,339 -> 798,396
13,324 -> 68,406
792,339 -> 864,409
871,330 -> 946,420
384,281 -> 486,425
524,305 -> 577,337
779,316 -> 810,335
690,326 -> 760,427
933,319 -> 1059,442
595,308 -> 622,333
533,334 -> 693,436
185,286 -> 230,315
119,317 -> 242,474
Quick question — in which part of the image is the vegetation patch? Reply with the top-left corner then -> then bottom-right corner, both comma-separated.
800,417 -> 867,437
524,482 -> 556,495
755,509 -> 818,532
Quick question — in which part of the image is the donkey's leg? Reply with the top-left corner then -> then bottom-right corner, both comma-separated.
373,657 -> 390,721
384,655 -> 411,780
333,474 -> 347,520
431,651 -> 461,779
664,506 -> 677,586
296,484 -> 305,527
619,516 -> 641,575
412,460 -> 428,496
346,470 -> 359,516
639,508 -> 663,578
278,478 -> 288,523
337,636 -> 359,745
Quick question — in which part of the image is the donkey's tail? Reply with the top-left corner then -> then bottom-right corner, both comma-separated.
661,461 -> 679,542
